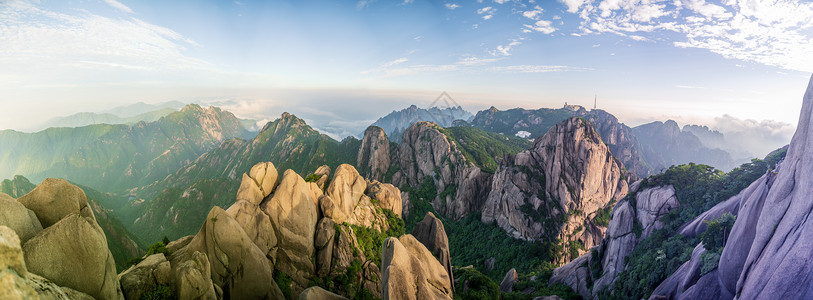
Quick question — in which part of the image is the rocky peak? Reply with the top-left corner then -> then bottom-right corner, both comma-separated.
482,117 -> 629,263
357,126 -> 391,182
259,112 -> 309,134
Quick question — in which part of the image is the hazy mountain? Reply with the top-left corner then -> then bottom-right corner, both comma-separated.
633,120 -> 737,172
102,101 -> 186,118
0,104 -> 251,193
370,105 -> 473,140
41,108 -> 177,129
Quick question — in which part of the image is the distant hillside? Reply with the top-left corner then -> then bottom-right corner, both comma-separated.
633,120 -> 737,172
124,112 -> 360,242
0,104 -> 251,193
41,108 -> 177,129
102,101 -> 185,118
371,105 -> 473,140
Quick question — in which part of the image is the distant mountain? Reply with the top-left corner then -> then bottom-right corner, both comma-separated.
0,104 -> 251,193
370,105 -> 473,140
41,108 -> 177,129
633,120 -> 736,172
102,101 -> 186,118
124,112 -> 360,242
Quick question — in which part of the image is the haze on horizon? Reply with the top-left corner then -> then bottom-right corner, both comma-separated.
1,0 -> 811,156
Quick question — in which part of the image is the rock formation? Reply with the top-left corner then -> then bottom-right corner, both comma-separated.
411,212 -> 453,290
120,161 -> 402,299
392,121 -> 492,220
357,126 -> 391,181
482,117 -> 629,262
0,179 -> 122,299
649,75 -> 813,299
499,268 -> 519,293
381,234 -> 454,300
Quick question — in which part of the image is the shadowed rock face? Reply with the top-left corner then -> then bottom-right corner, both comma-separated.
482,117 -> 629,263
650,74 -> 813,299
392,121 -> 492,220
412,212 -> 453,291
357,126 -> 391,182
381,234 -> 453,300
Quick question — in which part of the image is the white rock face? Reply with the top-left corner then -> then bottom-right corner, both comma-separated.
634,185 -> 679,240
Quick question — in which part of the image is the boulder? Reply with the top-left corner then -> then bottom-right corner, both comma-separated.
326,164 -> 367,224
319,195 -> 336,219
366,181 -> 402,217
175,251 -> 217,300
262,169 -> 318,291
0,193 -> 42,244
22,214 -> 121,299
299,286 -> 348,300
166,235 -> 194,253
549,254 -> 592,299
649,243 -> 706,300
500,268 -> 518,293
635,185 -> 679,238
315,217 -> 336,278
0,226 -> 26,276
381,234 -> 453,300
313,165 -> 331,190
236,162 -> 279,205
411,212 -> 453,290
182,206 -> 280,299
18,178 -> 95,228
225,200 -> 276,254
118,253 -> 169,300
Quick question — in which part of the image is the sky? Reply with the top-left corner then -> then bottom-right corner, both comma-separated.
1,0 -> 811,152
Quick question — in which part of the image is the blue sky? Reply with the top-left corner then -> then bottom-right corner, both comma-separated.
0,0 -> 811,150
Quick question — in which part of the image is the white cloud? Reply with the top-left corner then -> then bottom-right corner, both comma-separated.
102,0 -> 134,13
560,0 -> 813,72
523,6 -> 543,19
490,39 -> 523,56
494,0 -> 511,4
483,14 -> 493,20
524,20 -> 557,34
445,3 -> 461,10
709,114 -> 795,158
477,6 -> 495,19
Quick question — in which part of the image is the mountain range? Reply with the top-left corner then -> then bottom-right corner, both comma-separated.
1,76 -> 811,300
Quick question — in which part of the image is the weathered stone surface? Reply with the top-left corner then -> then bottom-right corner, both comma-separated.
18,178 -> 95,228
357,126 -> 391,182
299,286 -> 349,300
549,254 -> 592,299
166,235 -> 193,253
313,165 -> 331,190
366,181 -> 402,217
118,253 -> 168,300
182,206 -> 279,299
499,268 -> 518,293
235,173 -> 264,205
393,121 -> 492,220
175,251 -> 217,300
236,162 -> 279,205
635,185 -> 679,238
0,226 -> 26,277
381,234 -> 453,300
263,169 -> 318,290
226,200 -> 276,254
22,214 -> 121,300
411,212 -> 453,290
326,164 -> 367,224
482,117 -> 629,262
0,193 -> 42,244
315,217 -> 336,278
319,195 -> 336,219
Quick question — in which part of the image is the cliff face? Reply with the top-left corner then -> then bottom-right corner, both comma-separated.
357,126 -> 391,182
650,74 -> 813,299
391,122 -> 492,220
481,117 -> 630,263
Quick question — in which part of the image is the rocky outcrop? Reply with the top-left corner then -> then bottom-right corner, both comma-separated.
650,74 -> 813,299
299,286 -> 349,300
313,165 -> 331,190
411,212 -> 453,290
121,161 -> 403,299
500,268 -> 519,293
381,234 -> 454,299
482,117 -> 629,262
0,193 -> 42,243
357,126 -> 391,181
648,243 -> 706,300
392,121 -> 492,220
18,178 -> 95,228
0,179 -> 122,300
552,181 -> 681,297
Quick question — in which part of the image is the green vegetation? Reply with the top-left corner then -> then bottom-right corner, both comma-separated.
274,269 -> 293,299
0,175 -> 36,198
593,203 -> 614,227
599,149 -> 786,299
140,284 -> 174,300
700,250 -> 721,276
454,267 -> 500,300
469,107 -> 576,138
437,126 -> 532,173
145,241 -> 170,257
700,213 -> 736,252
304,173 -> 322,182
